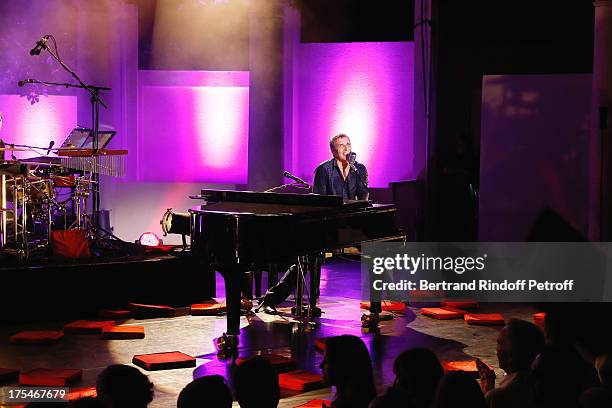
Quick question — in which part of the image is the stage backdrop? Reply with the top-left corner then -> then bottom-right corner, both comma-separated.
479,74 -> 592,241
0,95 -> 77,159
289,42 -> 415,188
136,70 -> 249,184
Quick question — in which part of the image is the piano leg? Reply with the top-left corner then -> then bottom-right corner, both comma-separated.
291,256 -> 307,316
361,285 -> 385,328
216,268 -> 242,352
307,253 -> 322,317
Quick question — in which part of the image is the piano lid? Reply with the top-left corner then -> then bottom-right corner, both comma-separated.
193,189 -> 370,208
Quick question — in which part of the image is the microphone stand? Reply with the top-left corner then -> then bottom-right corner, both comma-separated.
33,37 -> 111,229
264,182 -> 311,193
350,164 -> 373,202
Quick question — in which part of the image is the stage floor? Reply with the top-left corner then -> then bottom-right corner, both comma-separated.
0,257 -> 538,407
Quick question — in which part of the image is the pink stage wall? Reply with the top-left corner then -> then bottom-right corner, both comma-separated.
0,95 -> 77,159
137,70 -> 249,184
290,42 -> 415,188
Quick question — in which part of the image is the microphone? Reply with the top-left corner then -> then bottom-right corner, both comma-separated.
17,79 -> 34,87
46,140 -> 55,155
348,152 -> 358,173
29,35 -> 49,56
283,170 -> 309,186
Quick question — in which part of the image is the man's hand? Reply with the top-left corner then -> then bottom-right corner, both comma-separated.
476,358 -> 496,394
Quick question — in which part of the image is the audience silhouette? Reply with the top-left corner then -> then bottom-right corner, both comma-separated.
321,335 -> 377,408
177,375 -> 232,408
233,356 -> 280,408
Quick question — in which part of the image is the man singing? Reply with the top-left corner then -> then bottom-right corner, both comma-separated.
313,133 -> 369,200
257,133 -> 369,313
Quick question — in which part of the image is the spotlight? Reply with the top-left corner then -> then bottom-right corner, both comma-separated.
160,209 -> 191,236
138,232 -> 162,247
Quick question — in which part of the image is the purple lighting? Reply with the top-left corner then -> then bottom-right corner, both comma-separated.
137,71 -> 249,184
0,95 -> 77,159
291,42 -> 414,188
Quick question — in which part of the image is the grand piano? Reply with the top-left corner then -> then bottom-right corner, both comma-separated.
189,189 -> 404,350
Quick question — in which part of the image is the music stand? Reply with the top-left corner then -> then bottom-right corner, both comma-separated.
59,128 -> 116,150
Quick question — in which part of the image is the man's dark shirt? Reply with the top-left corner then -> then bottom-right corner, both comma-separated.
313,158 -> 368,200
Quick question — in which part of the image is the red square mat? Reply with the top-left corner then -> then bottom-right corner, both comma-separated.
314,337 -> 328,353
128,303 -> 176,318
10,330 -> 64,345
20,368 -> 82,386
464,313 -> 505,325
101,326 -> 145,340
237,354 -> 297,373
68,386 -> 97,400
360,301 -> 406,312
421,307 -> 466,319
190,303 -> 226,316
533,312 -> 546,327
63,320 -> 115,334
132,351 -> 195,371
98,309 -> 132,319
279,370 -> 324,391
442,360 -> 495,379
441,300 -> 479,309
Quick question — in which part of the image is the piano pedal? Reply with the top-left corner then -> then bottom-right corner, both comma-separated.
361,312 -> 380,328
379,311 -> 394,321
240,298 -> 253,313
257,304 -> 279,315
307,306 -> 322,317
291,305 -> 322,318
215,333 -> 239,354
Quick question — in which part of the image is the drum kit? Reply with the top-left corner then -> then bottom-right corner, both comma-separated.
1,145 -> 94,257
1,137 -> 126,259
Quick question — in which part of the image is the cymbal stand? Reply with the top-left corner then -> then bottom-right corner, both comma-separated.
69,174 -> 97,233
3,176 -> 30,258
1,174 -> 6,249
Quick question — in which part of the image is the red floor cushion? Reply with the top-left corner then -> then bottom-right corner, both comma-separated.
98,309 -> 132,319
132,351 -> 196,371
101,326 -> 145,339
10,330 -> 64,345
533,312 -> 546,328
464,313 -> 505,325
442,360 -> 483,378
441,300 -> 479,309
0,368 -> 20,384
128,303 -> 176,318
63,320 -> 115,334
359,301 -> 406,312
279,370 -> 324,391
421,307 -> 466,319
191,302 -> 226,316
68,386 -> 97,400
19,368 -> 82,386
237,354 -> 297,373
314,337 -> 328,353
